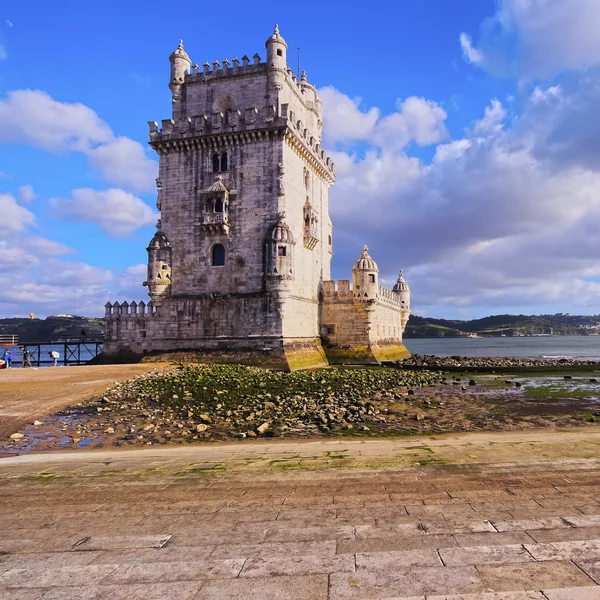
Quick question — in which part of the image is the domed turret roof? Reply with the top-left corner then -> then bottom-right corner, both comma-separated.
203,175 -> 229,195
148,230 -> 171,250
393,270 -> 410,292
170,39 -> 191,62
353,245 -> 378,272
270,213 -> 294,244
266,24 -> 288,48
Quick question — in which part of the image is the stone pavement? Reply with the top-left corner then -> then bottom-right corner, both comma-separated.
2,430 -> 600,599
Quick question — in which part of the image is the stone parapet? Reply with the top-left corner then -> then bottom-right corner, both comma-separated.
148,112 -> 335,180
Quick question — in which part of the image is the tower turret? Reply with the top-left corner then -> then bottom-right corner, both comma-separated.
352,245 -> 379,300
265,25 -> 287,101
393,270 -> 411,329
265,212 -> 295,282
265,24 -> 287,71
169,40 -> 191,117
143,230 -> 172,306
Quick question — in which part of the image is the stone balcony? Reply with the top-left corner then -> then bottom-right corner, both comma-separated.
201,212 -> 230,235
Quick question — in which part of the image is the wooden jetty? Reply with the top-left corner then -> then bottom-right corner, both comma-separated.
0,335 -> 104,366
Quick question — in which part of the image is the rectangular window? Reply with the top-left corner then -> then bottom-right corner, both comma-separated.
278,246 -> 287,257
368,274 -> 375,283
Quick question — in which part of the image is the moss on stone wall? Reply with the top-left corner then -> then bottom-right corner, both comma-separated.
284,341 -> 328,371
371,343 -> 411,362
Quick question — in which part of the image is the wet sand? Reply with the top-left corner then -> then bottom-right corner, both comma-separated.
0,364 -> 164,441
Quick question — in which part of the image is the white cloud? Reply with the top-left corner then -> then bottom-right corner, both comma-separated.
325,77 -> 600,314
87,137 -> 157,192
0,90 -> 157,191
39,260 -> 114,287
459,33 -> 484,66
125,264 -> 146,277
320,87 -> 447,151
319,86 -> 379,145
0,193 -> 35,232
473,99 -> 506,135
23,236 -> 75,257
0,242 -> 38,271
460,0 -> 600,78
5,20 -> 13,28
18,184 -> 36,203
50,188 -> 157,237
0,90 -> 112,152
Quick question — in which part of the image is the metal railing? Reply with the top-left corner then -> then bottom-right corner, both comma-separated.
0,334 -> 18,346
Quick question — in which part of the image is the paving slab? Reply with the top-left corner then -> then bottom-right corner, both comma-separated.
355,549 -> 441,569
542,587 -> 600,599
439,544 -> 534,566
525,540 -> 600,561
427,592 -> 544,599
240,554 -> 355,577
454,531 -> 535,547
196,574 -> 329,599
329,566 -> 484,598
0,565 -> 120,588
477,561 -> 596,592
38,581 -> 202,599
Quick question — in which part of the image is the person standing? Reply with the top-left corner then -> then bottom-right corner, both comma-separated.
3,349 -> 14,368
20,346 -> 33,368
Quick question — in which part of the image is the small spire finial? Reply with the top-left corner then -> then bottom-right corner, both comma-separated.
398,269 -> 404,279
215,174 -> 223,182
274,24 -> 279,34
301,69 -> 307,81
178,39 -> 184,49
362,245 -> 369,253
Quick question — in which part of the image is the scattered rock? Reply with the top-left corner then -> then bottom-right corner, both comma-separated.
257,422 -> 270,435
9,433 -> 24,440
33,420 -> 43,426
196,424 -> 209,432
415,412 -> 425,421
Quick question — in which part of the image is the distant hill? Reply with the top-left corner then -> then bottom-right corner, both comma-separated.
0,316 -> 105,342
404,314 -> 600,338
2,313 -> 597,342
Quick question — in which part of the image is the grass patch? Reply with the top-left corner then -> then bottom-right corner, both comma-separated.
525,387 -> 597,398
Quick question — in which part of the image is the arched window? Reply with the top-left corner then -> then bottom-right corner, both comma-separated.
212,244 -> 225,266
220,151 -> 228,172
214,198 -> 224,212
212,153 -> 220,173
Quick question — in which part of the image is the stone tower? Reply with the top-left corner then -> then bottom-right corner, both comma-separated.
104,27 -> 410,368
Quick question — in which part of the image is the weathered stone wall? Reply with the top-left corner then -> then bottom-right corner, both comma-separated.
159,136 -> 282,297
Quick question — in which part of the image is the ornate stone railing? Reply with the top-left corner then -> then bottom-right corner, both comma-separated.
105,301 -> 155,319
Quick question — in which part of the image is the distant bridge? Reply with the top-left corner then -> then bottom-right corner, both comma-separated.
0,335 -> 104,366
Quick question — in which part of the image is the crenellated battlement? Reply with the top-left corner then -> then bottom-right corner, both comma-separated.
105,300 -> 156,320
323,280 -> 352,300
377,285 -> 406,309
148,108 -> 335,177
323,281 -> 408,310
185,55 -> 319,99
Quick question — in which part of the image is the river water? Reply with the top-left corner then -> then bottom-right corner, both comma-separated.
2,336 -> 600,367
404,336 -> 600,360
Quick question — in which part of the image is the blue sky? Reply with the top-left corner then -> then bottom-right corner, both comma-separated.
1,0 -> 600,319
